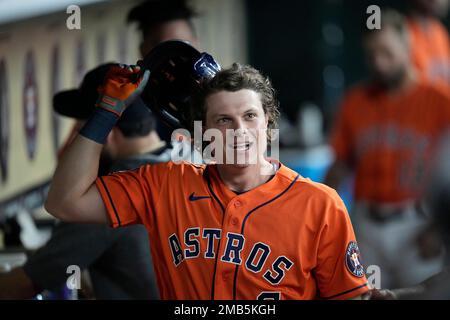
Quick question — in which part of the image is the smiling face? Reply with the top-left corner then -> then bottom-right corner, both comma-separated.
190,63 -> 280,168
204,89 -> 269,167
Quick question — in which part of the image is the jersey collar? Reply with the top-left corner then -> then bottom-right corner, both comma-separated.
205,161 -> 300,211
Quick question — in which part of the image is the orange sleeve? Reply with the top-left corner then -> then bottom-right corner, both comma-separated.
95,162 -> 171,229
329,93 -> 356,166
314,191 -> 369,300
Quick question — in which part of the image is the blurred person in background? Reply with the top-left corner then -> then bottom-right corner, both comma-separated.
1,0 -> 203,299
370,133 -> 450,299
57,0 -> 199,166
325,9 -> 450,289
407,0 -> 450,87
0,64 -> 172,299
127,0 -> 199,144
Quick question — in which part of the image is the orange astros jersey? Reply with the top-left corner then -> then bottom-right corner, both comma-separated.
330,82 -> 450,203
407,17 -> 450,88
95,161 -> 369,300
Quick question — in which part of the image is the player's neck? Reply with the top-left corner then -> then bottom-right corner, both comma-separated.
216,159 -> 275,193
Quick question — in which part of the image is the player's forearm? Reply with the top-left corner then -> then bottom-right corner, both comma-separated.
421,265 -> 450,290
45,65 -> 149,222
390,285 -> 425,299
390,266 -> 449,299
45,134 -> 102,220
324,160 -> 349,190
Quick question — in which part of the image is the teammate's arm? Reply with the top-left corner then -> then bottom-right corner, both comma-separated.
45,65 -> 149,224
324,160 -> 351,190
369,265 -> 450,300
324,93 -> 355,190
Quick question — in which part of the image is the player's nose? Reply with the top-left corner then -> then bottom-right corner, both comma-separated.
232,118 -> 247,132
233,126 -> 249,140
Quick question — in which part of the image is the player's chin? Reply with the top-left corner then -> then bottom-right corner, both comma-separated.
226,154 -> 260,168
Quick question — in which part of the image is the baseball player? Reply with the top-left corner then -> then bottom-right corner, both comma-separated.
325,10 -> 450,288
45,62 -> 370,300
370,133 -> 450,299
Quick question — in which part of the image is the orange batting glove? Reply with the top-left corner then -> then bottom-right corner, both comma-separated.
96,64 -> 150,117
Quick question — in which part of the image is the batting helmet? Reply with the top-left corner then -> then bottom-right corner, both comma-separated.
139,40 -> 221,129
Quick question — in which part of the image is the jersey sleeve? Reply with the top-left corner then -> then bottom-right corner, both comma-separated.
314,191 -> 369,300
95,162 -> 171,229
329,93 -> 356,166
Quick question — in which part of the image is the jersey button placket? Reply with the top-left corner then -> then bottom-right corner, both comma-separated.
230,199 -> 243,228
213,199 -> 244,299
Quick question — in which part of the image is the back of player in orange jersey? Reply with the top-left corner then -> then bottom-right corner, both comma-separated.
326,9 -> 450,289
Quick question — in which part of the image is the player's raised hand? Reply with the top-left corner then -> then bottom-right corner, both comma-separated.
96,64 -> 150,117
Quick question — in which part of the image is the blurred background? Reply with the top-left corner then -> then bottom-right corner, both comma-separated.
0,0 -> 449,299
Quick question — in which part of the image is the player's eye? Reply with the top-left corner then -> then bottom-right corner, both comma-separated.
217,117 -> 231,124
245,113 -> 257,120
